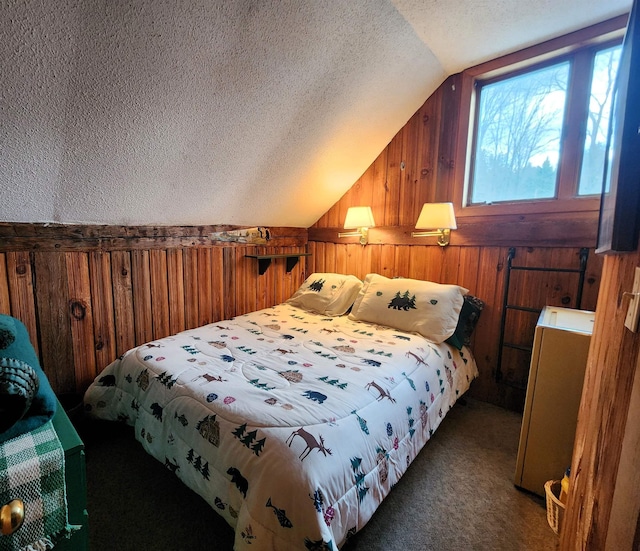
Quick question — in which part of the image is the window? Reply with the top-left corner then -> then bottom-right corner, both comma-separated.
579,45 -> 622,195
467,40 -> 622,208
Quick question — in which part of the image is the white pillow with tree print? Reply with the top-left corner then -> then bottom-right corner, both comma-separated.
348,273 -> 468,343
286,273 -> 363,316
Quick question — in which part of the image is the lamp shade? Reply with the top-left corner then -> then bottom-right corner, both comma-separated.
415,202 -> 457,230
344,206 -> 375,229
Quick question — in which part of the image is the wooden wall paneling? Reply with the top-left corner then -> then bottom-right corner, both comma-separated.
356,155 -> 377,220
323,243 -> 337,274
417,92 -> 441,208
65,252 -> 97,391
394,245 -> 411,277
283,246 -> 306,303
256,246 -> 272,311
166,248 -> 186,335
499,346 -> 533,390
272,247 -> 288,308
604,347 -> 640,551
306,242 -> 316,274
399,110 -> 422,226
131,250 -> 153,345
439,246 -> 461,284
222,247 -> 236,321
370,150 -> 388,228
281,246 -> 298,302
233,246 -> 255,316
466,247 -> 508,403
245,246 -> 259,315
407,246 -> 427,281
361,244 -> 374,280
357,157 -> 376,212
246,246 -> 259,314
456,246 -> 481,294
313,243 -> 329,273
211,247 -> 225,322
197,248 -> 214,326
0,254 -> 10,314
582,249 -> 603,311
347,242 -> 371,281
547,247 -> 584,308
234,247 -> 247,316
0,223 -> 307,252
88,252 -> 117,380
378,246 -> 397,279
274,247 -> 288,305
183,248 -> 200,330
456,246 -> 482,351
5,251 -> 38,355
334,244 -> 348,275
501,248 -> 554,393
561,251 -> 640,549
33,252 -> 74,393
425,247 -> 447,283
384,129 -> 404,226
368,245 -> 382,276
149,249 -> 170,340
436,75 -> 462,202
110,251 -> 136,359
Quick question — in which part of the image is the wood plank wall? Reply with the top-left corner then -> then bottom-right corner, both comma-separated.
0,224 -> 308,394
308,75 -> 604,411
560,248 -> 640,549
306,242 -> 602,410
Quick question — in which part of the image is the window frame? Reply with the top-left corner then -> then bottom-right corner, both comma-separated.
452,16 -> 627,220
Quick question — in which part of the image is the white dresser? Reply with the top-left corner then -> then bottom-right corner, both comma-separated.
514,306 -> 595,496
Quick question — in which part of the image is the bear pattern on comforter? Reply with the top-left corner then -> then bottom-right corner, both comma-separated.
84,304 -> 478,550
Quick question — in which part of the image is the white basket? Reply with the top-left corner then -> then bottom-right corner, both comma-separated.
544,480 -> 565,535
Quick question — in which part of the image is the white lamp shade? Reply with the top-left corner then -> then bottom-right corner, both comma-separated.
344,206 -> 375,229
415,202 -> 457,230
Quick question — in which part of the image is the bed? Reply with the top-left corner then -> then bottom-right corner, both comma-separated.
83,273 -> 481,550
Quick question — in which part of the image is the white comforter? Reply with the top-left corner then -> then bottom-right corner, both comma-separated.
84,304 -> 478,550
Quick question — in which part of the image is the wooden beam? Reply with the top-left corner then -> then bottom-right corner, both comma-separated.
0,223 -> 308,251
308,211 -> 598,248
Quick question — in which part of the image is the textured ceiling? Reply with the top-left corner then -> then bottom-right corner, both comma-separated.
0,0 -> 632,228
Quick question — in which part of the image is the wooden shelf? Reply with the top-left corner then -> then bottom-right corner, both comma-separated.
245,253 -> 311,275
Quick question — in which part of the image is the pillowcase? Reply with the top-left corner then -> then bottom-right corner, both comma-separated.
445,294 -> 485,350
286,273 -> 363,316
348,274 -> 468,343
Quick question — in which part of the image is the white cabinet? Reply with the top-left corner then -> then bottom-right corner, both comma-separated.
514,306 -> 595,496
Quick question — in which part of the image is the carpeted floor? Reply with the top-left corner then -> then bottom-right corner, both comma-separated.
79,398 -> 559,550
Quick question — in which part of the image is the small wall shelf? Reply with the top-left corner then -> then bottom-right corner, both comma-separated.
245,253 -> 311,275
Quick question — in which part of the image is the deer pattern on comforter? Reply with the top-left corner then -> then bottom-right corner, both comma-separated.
84,303 -> 478,550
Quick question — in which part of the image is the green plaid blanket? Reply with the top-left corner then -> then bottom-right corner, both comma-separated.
0,421 -> 68,551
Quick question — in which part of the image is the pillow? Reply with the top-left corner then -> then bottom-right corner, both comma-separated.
445,294 -> 485,350
348,274 -> 468,343
286,273 -> 363,316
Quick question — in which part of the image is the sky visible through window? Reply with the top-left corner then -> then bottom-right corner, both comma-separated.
470,44 -> 622,205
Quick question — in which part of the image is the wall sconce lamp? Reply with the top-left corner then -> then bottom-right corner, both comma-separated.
412,202 -> 457,246
338,206 -> 375,245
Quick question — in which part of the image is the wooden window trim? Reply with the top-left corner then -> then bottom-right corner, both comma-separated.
452,15 -> 628,220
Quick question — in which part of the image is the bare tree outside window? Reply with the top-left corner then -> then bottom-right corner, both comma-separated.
469,42 -> 621,206
471,62 -> 569,204
579,45 -> 622,195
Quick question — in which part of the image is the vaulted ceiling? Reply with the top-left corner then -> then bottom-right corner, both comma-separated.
0,0 -> 631,227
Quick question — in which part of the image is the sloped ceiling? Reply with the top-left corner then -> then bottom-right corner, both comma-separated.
0,0 -> 631,228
